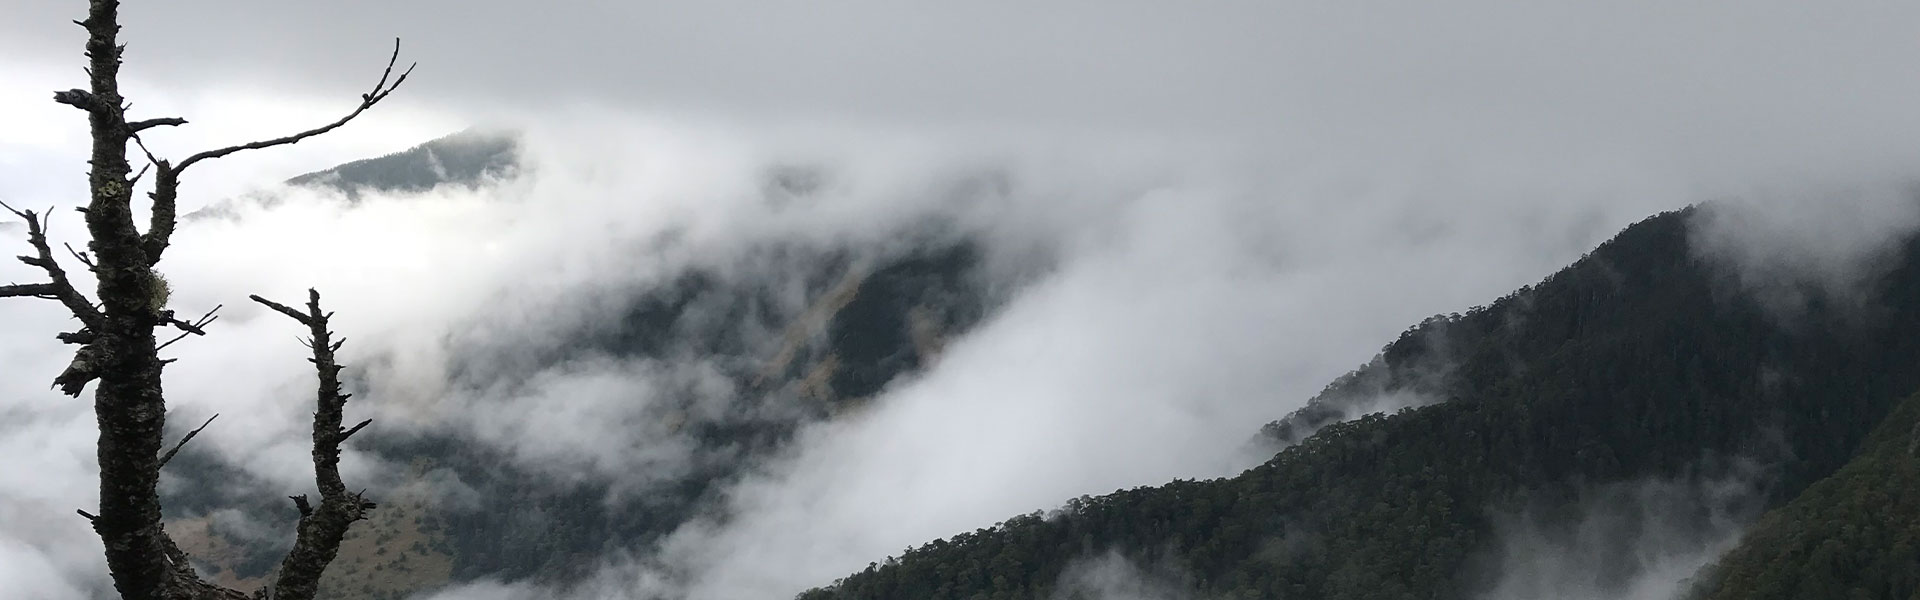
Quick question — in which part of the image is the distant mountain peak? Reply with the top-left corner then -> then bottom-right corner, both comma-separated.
184,127 -> 521,221
284,127 -> 520,195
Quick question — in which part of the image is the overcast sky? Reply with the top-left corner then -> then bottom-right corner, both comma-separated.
7,2 -> 1920,600
9,1 -> 1920,197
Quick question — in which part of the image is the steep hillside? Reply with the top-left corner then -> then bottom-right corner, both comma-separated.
799,207 -> 1920,599
160,139 -> 1016,597
367,240 -> 998,586
1686,392 -> 1920,599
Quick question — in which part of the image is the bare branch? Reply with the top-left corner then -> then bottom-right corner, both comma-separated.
1,201 -> 107,397
52,88 -> 109,114
128,133 -> 183,266
339,418 -> 372,443
0,283 -> 59,298
64,242 -> 96,270
254,288 -> 373,600
155,331 -> 191,353
140,40 -> 410,266
130,133 -> 160,167
174,39 -> 415,175
0,199 -> 103,329
126,116 -> 185,132
249,294 -> 312,326
157,414 -> 217,468
140,169 -> 179,267
162,304 -> 220,336
155,304 -> 220,352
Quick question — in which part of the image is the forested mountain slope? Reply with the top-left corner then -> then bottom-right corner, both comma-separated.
1687,391 -> 1920,599
359,240 -> 997,588
159,140 -> 1020,598
799,206 -> 1920,599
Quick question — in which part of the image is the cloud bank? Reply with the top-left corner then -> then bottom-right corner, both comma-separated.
1,110 -> 1684,598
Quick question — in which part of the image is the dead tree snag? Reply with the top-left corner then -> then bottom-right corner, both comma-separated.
2,2 -> 414,599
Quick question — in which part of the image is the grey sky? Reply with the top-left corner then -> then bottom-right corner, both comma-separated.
9,1 -> 1920,204
7,2 -> 1920,158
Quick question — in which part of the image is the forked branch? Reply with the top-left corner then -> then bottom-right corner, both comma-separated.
173,39 -> 414,175
157,414 -> 217,469
0,200 -> 112,397
0,200 -> 103,329
156,304 -> 222,352
250,289 -> 376,600
140,39 -> 413,267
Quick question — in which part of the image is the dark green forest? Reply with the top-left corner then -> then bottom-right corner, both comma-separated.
1687,391 -> 1920,599
799,206 -> 1920,599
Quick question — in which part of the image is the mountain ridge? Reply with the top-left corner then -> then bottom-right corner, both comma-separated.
798,205 -> 1920,599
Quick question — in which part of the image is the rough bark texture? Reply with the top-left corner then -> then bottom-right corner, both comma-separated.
72,3 -> 176,597
250,290 -> 379,600
1,2 -> 412,598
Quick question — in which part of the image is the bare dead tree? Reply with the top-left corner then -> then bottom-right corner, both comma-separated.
1,2 -> 412,599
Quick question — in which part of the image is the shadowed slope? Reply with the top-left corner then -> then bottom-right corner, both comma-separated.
800,206 -> 1920,599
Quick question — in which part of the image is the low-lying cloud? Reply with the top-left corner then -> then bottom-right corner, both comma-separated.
3,108 -> 1687,598
1050,552 -> 1195,600
1477,461 -> 1771,600
1690,183 -> 1920,321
